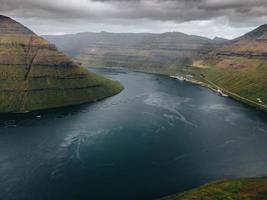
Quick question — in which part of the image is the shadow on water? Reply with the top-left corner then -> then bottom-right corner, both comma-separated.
0,103 -> 97,129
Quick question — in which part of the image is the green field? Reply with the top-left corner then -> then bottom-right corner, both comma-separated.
0,65 -> 123,113
177,64 -> 267,111
0,17 -> 124,113
160,178 -> 267,200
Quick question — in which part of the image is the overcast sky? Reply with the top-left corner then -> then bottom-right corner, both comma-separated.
1,0 -> 267,39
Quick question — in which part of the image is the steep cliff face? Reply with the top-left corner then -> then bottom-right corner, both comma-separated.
0,15 -> 123,113
44,32 -> 225,74
194,24 -> 267,109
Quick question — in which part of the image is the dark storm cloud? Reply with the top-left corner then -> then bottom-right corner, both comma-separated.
0,0 -> 267,25
0,0 -> 266,38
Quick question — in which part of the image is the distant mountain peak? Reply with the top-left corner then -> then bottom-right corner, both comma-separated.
241,23 -> 267,40
0,14 -> 34,34
0,15 -> 10,19
213,37 -> 228,43
161,32 -> 186,36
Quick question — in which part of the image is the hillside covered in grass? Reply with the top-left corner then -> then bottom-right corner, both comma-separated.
0,15 -> 123,113
160,178 -> 267,200
193,24 -> 267,111
44,26 -> 267,111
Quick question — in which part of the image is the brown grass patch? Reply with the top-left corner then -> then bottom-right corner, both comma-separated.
240,182 -> 267,199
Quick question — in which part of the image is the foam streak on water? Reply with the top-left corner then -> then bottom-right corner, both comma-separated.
0,68 -> 266,200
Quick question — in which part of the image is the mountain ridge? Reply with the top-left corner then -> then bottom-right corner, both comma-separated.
0,15 -> 123,113
44,31 -> 226,75
0,15 -> 34,34
236,23 -> 267,40
44,24 -> 267,110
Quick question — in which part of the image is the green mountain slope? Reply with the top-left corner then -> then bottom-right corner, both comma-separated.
193,24 -> 267,110
44,26 -> 267,111
0,15 -> 123,113
160,178 -> 267,200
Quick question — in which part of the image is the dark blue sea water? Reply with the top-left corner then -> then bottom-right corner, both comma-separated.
0,68 -> 267,200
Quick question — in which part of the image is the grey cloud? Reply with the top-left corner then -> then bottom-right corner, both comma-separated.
0,0 -> 266,38
0,0 -> 267,26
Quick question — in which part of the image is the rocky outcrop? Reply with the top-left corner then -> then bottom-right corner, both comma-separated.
0,15 -> 123,113
215,51 -> 267,59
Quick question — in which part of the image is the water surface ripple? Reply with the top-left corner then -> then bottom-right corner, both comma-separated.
0,68 -> 267,200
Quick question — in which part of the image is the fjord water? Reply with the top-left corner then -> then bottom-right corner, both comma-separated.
0,68 -> 267,200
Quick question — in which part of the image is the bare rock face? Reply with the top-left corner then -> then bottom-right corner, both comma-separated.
0,15 -> 122,113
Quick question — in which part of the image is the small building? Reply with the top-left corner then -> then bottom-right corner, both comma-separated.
257,98 -> 263,103
185,75 -> 193,81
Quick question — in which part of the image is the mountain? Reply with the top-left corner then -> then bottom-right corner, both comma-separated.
212,37 -> 228,43
44,27 -> 266,111
0,15 -> 122,113
192,24 -> 267,110
216,24 -> 267,56
44,32 -> 225,74
160,177 -> 267,200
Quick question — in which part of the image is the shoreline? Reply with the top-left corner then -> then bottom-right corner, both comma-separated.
180,76 -> 267,112
90,66 -> 267,112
